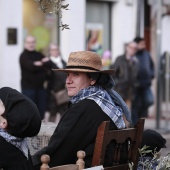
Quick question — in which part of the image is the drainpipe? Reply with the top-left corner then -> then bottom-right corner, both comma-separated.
156,0 -> 162,129
136,0 -> 144,37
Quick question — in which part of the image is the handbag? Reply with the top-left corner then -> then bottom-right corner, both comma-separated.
52,88 -> 70,105
144,87 -> 154,107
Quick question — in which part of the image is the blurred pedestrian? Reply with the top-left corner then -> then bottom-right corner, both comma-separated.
44,43 -> 68,123
111,42 -> 138,103
131,37 -> 155,126
110,42 -> 138,127
19,35 -> 48,119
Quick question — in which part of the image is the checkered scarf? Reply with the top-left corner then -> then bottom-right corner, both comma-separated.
70,85 -> 126,129
0,128 -> 29,159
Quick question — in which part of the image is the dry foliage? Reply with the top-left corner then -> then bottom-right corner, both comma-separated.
35,0 -> 70,30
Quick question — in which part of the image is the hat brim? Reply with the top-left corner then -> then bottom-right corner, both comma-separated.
52,68 -> 116,75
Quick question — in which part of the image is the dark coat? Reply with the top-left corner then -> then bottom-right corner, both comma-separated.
45,59 -> 68,115
136,50 -> 154,88
111,54 -> 139,100
19,49 -> 47,89
46,59 -> 66,92
32,99 -> 120,169
0,136 -> 33,170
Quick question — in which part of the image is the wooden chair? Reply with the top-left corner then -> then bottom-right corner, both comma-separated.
92,118 -> 145,170
40,150 -> 86,170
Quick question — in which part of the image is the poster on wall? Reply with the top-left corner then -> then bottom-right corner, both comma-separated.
86,23 -> 103,56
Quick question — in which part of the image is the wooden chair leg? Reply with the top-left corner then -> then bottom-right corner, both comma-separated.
76,151 -> 86,170
41,154 -> 50,170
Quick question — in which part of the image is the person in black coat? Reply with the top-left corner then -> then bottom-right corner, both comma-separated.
19,35 -> 49,119
32,51 -> 131,169
131,37 -> 155,126
111,42 -> 139,102
0,87 -> 41,170
44,44 -> 68,122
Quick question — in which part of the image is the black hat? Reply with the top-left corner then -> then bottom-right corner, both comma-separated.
141,129 -> 167,152
0,87 -> 41,138
133,37 -> 144,43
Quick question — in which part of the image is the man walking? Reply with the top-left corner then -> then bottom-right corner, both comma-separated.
131,37 -> 155,125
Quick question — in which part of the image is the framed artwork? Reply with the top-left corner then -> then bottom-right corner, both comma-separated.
86,23 -> 103,56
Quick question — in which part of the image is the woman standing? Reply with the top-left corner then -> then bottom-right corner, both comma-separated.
45,44 -> 68,122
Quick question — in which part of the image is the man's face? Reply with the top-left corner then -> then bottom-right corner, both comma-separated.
24,36 -> 36,51
126,42 -> 137,57
138,40 -> 146,50
49,45 -> 60,57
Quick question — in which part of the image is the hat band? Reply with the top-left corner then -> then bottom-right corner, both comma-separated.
66,66 -> 100,71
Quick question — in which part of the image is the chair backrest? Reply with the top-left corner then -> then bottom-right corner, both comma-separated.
40,150 -> 86,170
92,118 -> 145,170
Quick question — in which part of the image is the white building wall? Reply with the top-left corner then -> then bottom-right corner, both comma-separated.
111,0 -> 137,61
60,0 -> 86,61
0,0 -> 23,91
0,0 -> 137,89
161,15 -> 170,54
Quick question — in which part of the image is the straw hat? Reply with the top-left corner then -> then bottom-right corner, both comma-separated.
53,51 -> 115,75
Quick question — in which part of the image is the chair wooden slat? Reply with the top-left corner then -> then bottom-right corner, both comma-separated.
92,118 -> 145,170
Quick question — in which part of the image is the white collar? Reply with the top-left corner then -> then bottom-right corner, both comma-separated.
50,56 -> 63,68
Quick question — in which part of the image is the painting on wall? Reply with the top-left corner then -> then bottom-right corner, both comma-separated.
86,23 -> 103,56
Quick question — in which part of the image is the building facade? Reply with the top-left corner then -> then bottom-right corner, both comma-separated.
0,0 -> 138,90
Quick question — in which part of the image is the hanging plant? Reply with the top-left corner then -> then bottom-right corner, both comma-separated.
35,0 -> 70,30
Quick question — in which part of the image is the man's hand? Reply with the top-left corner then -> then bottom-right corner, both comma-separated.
33,61 -> 43,66
42,57 -> 50,63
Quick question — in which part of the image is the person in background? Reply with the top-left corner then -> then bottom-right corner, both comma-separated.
137,129 -> 167,170
111,41 -> 138,104
44,43 -> 68,123
19,35 -> 49,119
32,51 -> 131,169
0,87 -> 41,170
131,37 -> 155,126
110,42 -> 138,126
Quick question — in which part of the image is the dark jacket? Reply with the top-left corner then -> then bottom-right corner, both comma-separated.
111,54 -> 139,100
0,136 -> 33,170
46,59 -> 66,92
19,49 -> 47,89
45,59 -> 68,115
136,50 -> 154,88
32,99 -> 121,169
